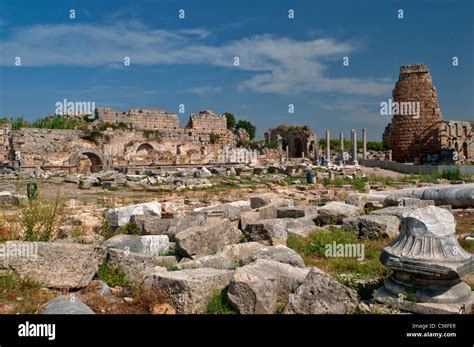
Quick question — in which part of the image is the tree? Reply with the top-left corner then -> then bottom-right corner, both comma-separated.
223,112 -> 236,130
235,120 -> 256,140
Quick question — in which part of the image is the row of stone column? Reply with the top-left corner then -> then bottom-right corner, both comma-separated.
324,128 -> 367,166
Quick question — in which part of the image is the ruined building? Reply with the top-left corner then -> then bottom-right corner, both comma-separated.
0,108 -> 255,174
383,64 -> 473,164
264,125 -> 317,159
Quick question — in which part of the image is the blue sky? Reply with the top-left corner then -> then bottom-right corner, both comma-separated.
0,0 -> 472,140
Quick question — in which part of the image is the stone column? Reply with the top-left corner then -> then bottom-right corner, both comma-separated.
325,130 -> 331,166
362,128 -> 367,160
286,145 -> 289,160
339,132 -> 344,166
351,129 -> 358,165
313,136 -> 319,163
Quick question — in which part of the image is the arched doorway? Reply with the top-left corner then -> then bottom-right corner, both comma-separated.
293,138 -> 303,158
68,148 -> 107,174
78,152 -> 103,173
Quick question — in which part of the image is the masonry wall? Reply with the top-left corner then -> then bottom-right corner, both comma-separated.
388,64 -> 444,163
186,110 -> 234,145
0,122 -> 12,163
96,108 -> 180,130
11,128 -> 87,167
441,120 -> 473,163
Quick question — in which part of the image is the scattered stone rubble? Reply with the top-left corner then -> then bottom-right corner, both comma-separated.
0,162 -> 472,315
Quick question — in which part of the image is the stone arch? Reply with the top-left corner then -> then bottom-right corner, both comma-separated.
130,142 -> 158,164
69,148 -> 106,173
136,143 -> 156,155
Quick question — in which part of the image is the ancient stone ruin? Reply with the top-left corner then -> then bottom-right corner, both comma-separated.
384,64 -> 473,164
0,108 -> 253,174
264,125 -> 317,159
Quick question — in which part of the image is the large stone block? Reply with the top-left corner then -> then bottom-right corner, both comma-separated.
1,241 -> 106,289
315,201 -> 360,225
175,219 -> 242,258
41,295 -> 95,314
227,259 -> 309,314
142,267 -> 234,313
284,267 -> 359,314
105,201 -> 161,228
104,234 -> 169,256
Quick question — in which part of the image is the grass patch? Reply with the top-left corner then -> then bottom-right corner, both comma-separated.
97,263 -> 128,288
287,229 -> 388,280
206,288 -> 237,314
0,273 -> 53,313
403,168 -> 472,183
121,222 -> 140,235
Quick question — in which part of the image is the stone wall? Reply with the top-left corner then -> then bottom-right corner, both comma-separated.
186,110 -> 233,145
387,64 -> 444,163
440,120 -> 473,163
0,108 -> 257,172
10,128 -> 88,167
359,158 -> 474,175
96,108 -> 180,130
0,121 -> 11,163
187,110 -> 226,133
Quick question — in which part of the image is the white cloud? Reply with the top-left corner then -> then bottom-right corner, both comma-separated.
0,23 -> 392,96
185,86 -> 222,95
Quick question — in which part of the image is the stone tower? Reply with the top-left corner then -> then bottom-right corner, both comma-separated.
388,64 -> 444,163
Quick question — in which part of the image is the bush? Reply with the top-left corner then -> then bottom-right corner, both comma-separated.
20,193 -> 63,242
31,115 -> 82,129
265,139 -> 280,149
437,167 -> 463,181
235,120 -> 256,140
11,117 -> 30,130
209,132 -> 221,144
366,141 -> 384,151
223,112 -> 236,130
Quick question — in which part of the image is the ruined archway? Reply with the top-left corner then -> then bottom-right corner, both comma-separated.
68,148 -> 107,173
79,152 -> 103,173
131,143 -> 157,165
293,138 -> 303,158
136,143 -> 155,154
